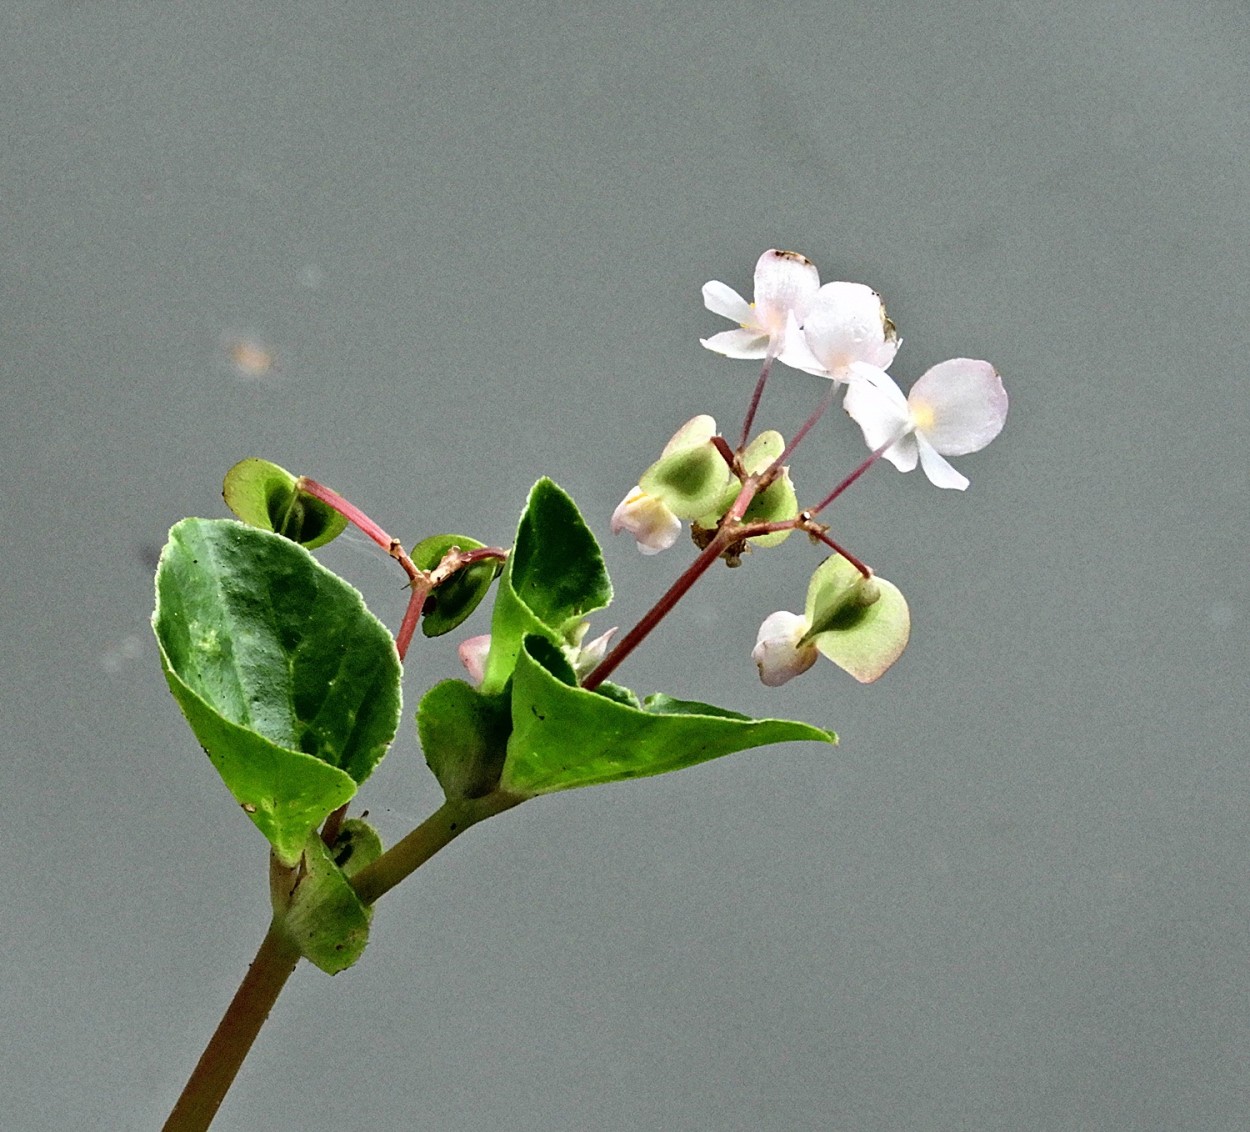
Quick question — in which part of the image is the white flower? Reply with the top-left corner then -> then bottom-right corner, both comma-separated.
843,358 -> 1008,490
790,281 -> 900,382
701,249 -> 820,363
611,485 -> 682,554
751,611 -> 819,687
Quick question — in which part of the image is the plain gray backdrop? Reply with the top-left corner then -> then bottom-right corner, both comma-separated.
4,1 -> 1247,1129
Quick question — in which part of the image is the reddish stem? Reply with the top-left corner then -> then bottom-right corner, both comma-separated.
807,437 -> 895,516
737,355 -> 774,448
296,478 -> 402,561
583,476 -> 762,690
162,919 -> 301,1132
395,578 -> 432,663
809,529 -> 871,577
710,434 -> 737,469
769,381 -> 838,471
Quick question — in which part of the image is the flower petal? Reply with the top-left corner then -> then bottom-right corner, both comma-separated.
801,281 -> 898,376
915,432 -> 970,490
753,249 -> 819,329
776,310 -> 830,374
701,281 -> 752,323
458,634 -> 492,686
908,358 -> 1007,456
843,372 -> 918,470
611,486 -> 682,553
700,328 -> 769,359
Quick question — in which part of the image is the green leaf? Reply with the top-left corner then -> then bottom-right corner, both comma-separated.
480,479 -> 612,694
152,518 -> 402,864
417,679 -> 512,800
802,555 -> 911,684
272,821 -> 381,974
501,636 -> 836,796
222,458 -> 348,549
411,533 -> 501,638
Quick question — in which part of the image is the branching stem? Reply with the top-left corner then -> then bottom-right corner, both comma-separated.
350,791 -> 526,906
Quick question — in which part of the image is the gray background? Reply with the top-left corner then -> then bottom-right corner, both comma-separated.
4,1 -> 1247,1129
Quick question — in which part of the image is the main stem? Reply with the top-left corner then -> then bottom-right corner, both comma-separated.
164,793 -> 525,1130
162,919 -> 301,1132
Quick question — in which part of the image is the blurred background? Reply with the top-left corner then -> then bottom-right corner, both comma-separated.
4,1 -> 1247,1129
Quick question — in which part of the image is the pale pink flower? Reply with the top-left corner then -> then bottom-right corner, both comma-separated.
844,359 -> 1007,490
751,611 -> 819,687
701,249 -> 820,364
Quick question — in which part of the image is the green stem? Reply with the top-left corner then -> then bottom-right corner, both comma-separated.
350,791 -> 526,906
162,918 -> 301,1132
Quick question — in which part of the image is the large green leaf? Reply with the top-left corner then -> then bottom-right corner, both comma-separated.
153,518 -> 402,864
501,637 -> 837,796
480,479 -> 612,694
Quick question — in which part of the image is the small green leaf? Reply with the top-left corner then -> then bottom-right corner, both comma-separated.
417,679 -> 512,800
223,458 -> 348,549
481,479 -> 612,694
328,816 -> 384,878
411,534 -> 501,638
272,827 -> 377,974
222,458 -> 349,551
741,467 -> 797,548
153,518 -> 402,863
802,555 -> 910,683
738,432 -> 796,548
501,636 -> 836,796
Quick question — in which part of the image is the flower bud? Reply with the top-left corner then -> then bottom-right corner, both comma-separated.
752,611 -> 819,686
457,634 -> 492,686
611,486 -> 682,554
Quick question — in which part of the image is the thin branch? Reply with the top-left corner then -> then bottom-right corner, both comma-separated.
806,437 -> 895,516
583,476 -> 762,691
737,354 -> 774,448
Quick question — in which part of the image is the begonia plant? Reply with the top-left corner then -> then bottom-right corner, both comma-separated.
154,248 -> 1007,1129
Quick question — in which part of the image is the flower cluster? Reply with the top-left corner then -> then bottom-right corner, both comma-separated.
703,249 -> 1007,491
612,248 -> 1008,687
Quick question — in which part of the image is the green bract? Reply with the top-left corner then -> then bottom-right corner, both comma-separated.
801,555 -> 910,683
479,478 -> 613,695
701,430 -> 797,548
417,678 -> 512,801
273,818 -> 383,974
411,533 -> 501,638
222,457 -> 348,549
152,518 -> 402,864
639,434 -> 733,521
